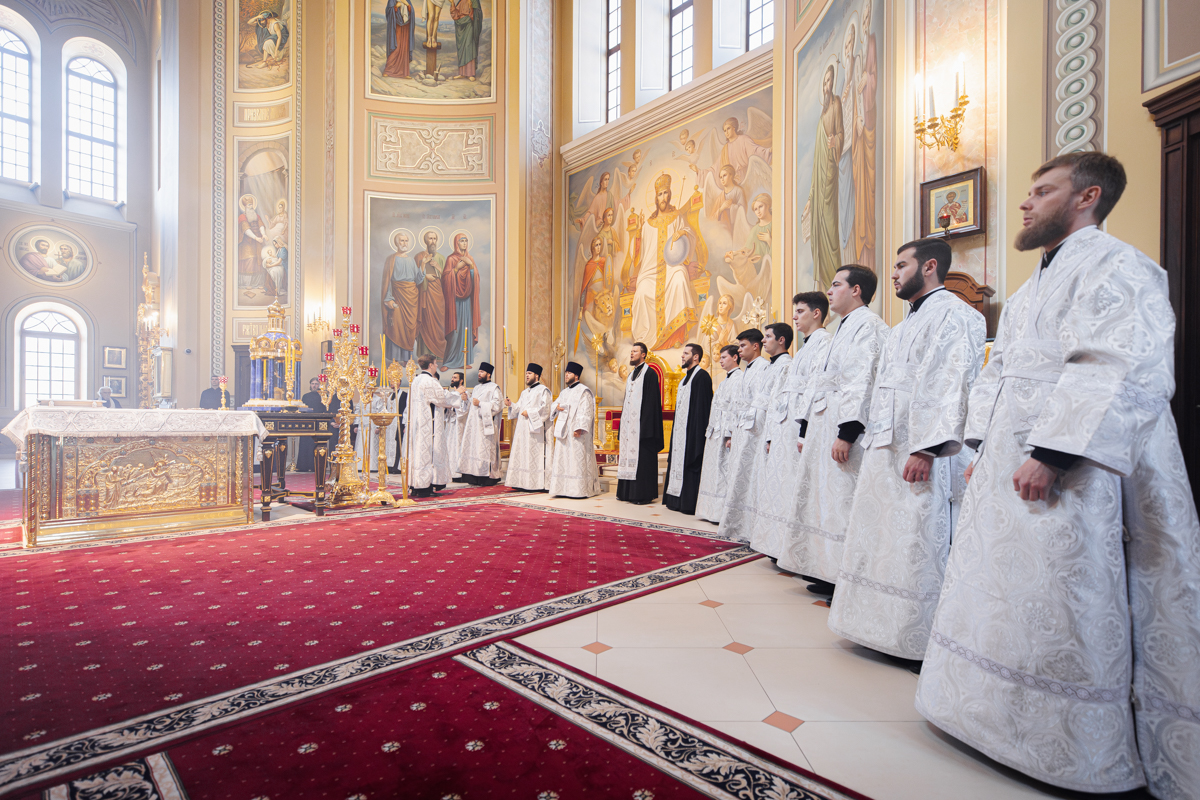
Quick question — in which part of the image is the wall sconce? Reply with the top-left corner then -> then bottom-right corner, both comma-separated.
914,59 -> 969,152
306,305 -> 331,336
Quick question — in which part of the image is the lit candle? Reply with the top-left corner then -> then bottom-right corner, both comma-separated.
333,328 -> 342,338
928,87 -> 936,120
324,352 -> 334,362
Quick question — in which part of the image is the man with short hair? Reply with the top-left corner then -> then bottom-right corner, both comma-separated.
456,361 -> 503,485
615,342 -> 664,504
199,375 -> 232,409
548,361 -> 601,498
827,239 -> 985,660
718,322 -> 793,541
916,152 -> 1200,797
504,363 -> 553,491
778,265 -> 888,589
663,342 -> 713,514
752,292 -> 833,558
445,371 -> 467,479
695,344 -> 744,523
406,354 -> 461,497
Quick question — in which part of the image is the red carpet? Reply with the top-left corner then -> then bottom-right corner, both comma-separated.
1,503 -> 743,759
0,488 -> 20,523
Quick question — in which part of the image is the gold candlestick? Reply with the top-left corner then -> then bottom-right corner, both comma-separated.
316,307 -> 374,508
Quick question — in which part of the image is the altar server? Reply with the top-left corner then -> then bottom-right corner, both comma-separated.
718,322 -> 793,541
548,361 -> 601,498
615,342 -> 664,504
916,152 -> 1200,798
457,361 -> 504,485
445,371 -> 467,479
663,343 -> 713,514
504,363 -> 553,490
751,292 -> 832,558
355,385 -> 399,474
406,355 -> 460,496
827,239 -> 985,659
695,345 -> 743,523
778,266 -> 888,588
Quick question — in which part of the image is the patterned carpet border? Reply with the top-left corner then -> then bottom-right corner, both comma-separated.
0,492 -> 535,558
457,642 -> 866,800
495,499 -> 733,542
0,545 -> 759,794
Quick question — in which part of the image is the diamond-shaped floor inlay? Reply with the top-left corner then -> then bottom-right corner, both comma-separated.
812,600 -> 830,608
582,642 -> 613,654
762,711 -> 804,733
699,599 -> 723,608
723,642 -> 754,655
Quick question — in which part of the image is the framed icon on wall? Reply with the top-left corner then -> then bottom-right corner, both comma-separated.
921,167 -> 986,239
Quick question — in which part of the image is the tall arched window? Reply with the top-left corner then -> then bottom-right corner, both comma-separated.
0,27 -> 32,182
66,56 -> 116,200
21,310 -> 80,407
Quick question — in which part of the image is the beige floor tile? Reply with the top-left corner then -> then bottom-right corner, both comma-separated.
744,648 -> 923,722
715,556 -> 781,577
793,721 -> 1067,800
513,612 -> 598,648
596,602 -> 732,648
625,580 -> 710,604
715,602 -> 857,649
700,720 -> 812,771
527,646 -> 597,676
597,647 -> 775,721
695,571 -> 816,604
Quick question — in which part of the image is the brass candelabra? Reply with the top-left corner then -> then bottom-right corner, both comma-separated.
915,93 -> 969,152
364,359 -> 410,508
136,255 -> 164,409
316,307 -> 375,508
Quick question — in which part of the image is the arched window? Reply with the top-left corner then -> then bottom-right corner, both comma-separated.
0,27 -> 32,182
21,310 -> 80,407
66,56 -> 117,200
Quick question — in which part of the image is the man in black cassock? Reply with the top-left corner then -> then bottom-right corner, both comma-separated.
615,342 -> 664,504
662,342 -> 713,514
296,377 -> 325,472
390,389 -> 408,474
199,375 -> 232,409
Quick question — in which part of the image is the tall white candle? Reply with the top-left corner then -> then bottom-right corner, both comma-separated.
928,87 -> 937,119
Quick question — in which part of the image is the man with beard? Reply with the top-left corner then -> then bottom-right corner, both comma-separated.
456,361 -> 503,485
694,345 -> 743,522
503,363 -> 553,491
297,377 -> 326,472
615,342 -> 663,504
405,354 -> 460,497
443,371 -> 467,480
802,65 -> 844,289
827,239 -> 985,662
548,361 -> 601,498
663,343 -> 713,514
415,230 -> 447,361
916,153 -> 1200,796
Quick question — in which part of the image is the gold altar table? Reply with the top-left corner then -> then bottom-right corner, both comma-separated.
2,407 -> 267,547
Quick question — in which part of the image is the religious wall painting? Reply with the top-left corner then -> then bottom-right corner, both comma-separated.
365,192 -> 495,386
233,134 -> 292,309
6,223 -> 95,287
794,0 -> 883,292
368,0 -> 495,103
235,0 -> 293,92
564,85 -> 773,405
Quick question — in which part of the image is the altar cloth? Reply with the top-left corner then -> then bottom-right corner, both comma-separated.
2,407 -> 268,446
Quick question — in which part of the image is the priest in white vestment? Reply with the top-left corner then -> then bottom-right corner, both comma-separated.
446,371 -> 468,480
717,322 -> 794,541
827,240 -> 986,660
751,292 -> 832,558
405,355 -> 460,496
504,363 -> 553,491
457,361 -> 503,485
778,266 -> 889,589
694,345 -> 743,523
916,153 -> 1200,798
663,343 -> 713,514
548,361 -> 601,498
615,343 -> 664,504
355,386 -> 399,474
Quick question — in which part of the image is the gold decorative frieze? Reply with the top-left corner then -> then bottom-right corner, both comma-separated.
369,114 -> 491,182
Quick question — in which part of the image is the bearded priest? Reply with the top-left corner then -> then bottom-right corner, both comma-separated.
663,342 -> 713,514
827,239 -> 985,661
548,361 -> 601,498
457,361 -> 503,486
406,354 -> 462,497
916,152 -> 1200,798
504,363 -> 553,491
615,342 -> 664,505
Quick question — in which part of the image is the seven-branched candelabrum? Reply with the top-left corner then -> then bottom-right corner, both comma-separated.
316,307 -> 376,506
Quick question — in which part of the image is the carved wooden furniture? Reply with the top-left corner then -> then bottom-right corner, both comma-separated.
944,270 -> 997,336
255,410 -> 335,521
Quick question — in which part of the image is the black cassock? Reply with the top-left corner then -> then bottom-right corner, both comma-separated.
296,390 -> 327,472
616,363 -> 664,504
662,366 -> 713,514
390,390 -> 408,474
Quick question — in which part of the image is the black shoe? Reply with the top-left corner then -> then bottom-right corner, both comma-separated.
804,579 -> 836,596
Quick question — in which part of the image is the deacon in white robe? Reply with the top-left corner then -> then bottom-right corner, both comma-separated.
717,323 -> 794,541
694,346 -> 743,523
457,361 -> 503,485
916,154 -> 1200,798
355,387 -> 399,474
778,267 -> 889,587
663,343 -> 713,514
615,342 -> 664,504
504,363 -> 553,491
548,361 -> 601,498
405,356 -> 460,496
445,371 -> 468,479
827,242 -> 986,660
751,293 -> 833,558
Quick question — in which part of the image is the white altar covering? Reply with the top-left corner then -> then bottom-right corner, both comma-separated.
2,407 -> 268,449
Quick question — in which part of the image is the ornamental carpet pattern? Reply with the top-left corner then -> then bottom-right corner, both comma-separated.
22,642 -> 866,800
2,501 -> 756,794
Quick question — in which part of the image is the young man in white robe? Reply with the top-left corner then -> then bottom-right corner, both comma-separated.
717,322 -> 793,541
751,292 -> 833,558
504,363 -> 553,491
405,355 -> 460,497
916,152 -> 1200,798
445,371 -> 467,480
778,265 -> 889,593
695,345 -> 743,523
548,361 -> 601,498
827,239 -> 986,661
457,361 -> 503,485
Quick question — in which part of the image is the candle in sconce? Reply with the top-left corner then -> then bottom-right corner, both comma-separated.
928,87 -> 937,120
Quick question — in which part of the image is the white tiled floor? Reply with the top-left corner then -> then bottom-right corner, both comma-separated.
513,487 -> 1128,800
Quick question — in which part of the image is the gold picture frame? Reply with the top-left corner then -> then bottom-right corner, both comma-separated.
103,346 -> 127,370
102,375 -> 127,398
921,167 -> 986,239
